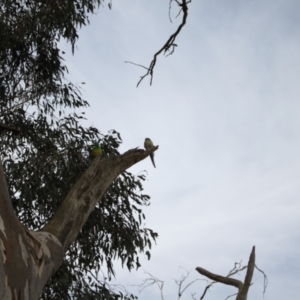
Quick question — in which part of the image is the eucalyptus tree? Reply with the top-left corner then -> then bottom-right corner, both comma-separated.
0,0 -> 188,299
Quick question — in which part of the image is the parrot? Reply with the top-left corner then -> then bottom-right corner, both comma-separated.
144,138 -> 156,168
92,143 -> 103,158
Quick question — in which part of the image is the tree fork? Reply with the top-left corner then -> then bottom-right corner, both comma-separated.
196,246 -> 255,300
0,146 -> 158,299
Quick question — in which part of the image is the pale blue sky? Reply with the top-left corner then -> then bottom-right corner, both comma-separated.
62,1 -> 300,299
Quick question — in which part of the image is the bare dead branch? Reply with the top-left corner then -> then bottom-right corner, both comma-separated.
228,265 -> 247,277
138,271 -> 165,300
225,292 -> 238,300
173,268 -> 203,300
196,267 -> 243,290
179,278 -> 202,299
138,268 -> 204,300
124,61 -> 149,70
199,283 -> 213,300
196,246 -> 260,300
228,261 -> 242,275
198,261 -> 247,300
191,292 -> 197,300
255,264 -> 268,297
237,246 -> 255,300
168,0 -> 173,23
126,0 -> 190,87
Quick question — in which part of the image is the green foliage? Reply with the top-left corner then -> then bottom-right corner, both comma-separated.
0,0 -> 157,299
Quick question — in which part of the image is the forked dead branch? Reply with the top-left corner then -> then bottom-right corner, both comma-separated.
137,248 -> 267,300
196,246 -> 268,300
125,0 -> 191,87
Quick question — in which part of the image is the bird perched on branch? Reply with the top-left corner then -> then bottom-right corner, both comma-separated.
144,138 -> 156,168
92,143 -> 103,158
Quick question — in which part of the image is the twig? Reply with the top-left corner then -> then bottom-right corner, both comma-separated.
173,268 -> 203,300
124,61 -> 148,70
168,0 -> 173,23
255,264 -> 268,297
225,292 -> 238,300
200,282 -> 213,300
138,271 -> 165,300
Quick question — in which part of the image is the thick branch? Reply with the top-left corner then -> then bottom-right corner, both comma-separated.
195,267 -> 243,291
237,246 -> 255,300
126,0 -> 190,87
196,246 -> 256,300
199,263 -> 247,300
42,146 -> 159,253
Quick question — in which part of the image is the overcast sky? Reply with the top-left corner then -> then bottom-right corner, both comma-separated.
62,1 -> 300,299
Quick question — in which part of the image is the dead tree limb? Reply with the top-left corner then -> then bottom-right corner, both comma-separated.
125,0 -> 191,87
237,246 -> 255,300
255,264 -> 268,297
196,246 -> 256,300
196,267 -> 243,290
198,261 -> 247,299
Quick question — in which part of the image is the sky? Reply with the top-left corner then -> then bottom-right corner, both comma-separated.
61,1 -> 300,299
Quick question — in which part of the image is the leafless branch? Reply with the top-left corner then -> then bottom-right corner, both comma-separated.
229,267 -> 247,277
173,267 -> 204,300
191,292 -> 197,300
228,261 -> 243,275
126,0 -> 191,87
199,282 -> 213,300
138,267 -> 203,300
225,292 -> 238,300
138,271 -> 165,300
255,264 -> 268,297
168,0 -> 173,23
124,61 -> 149,70
196,266 -> 243,290
196,246 -> 263,300
198,261 -> 247,300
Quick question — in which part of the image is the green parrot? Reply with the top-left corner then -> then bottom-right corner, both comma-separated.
92,143 -> 103,158
144,138 -> 156,168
